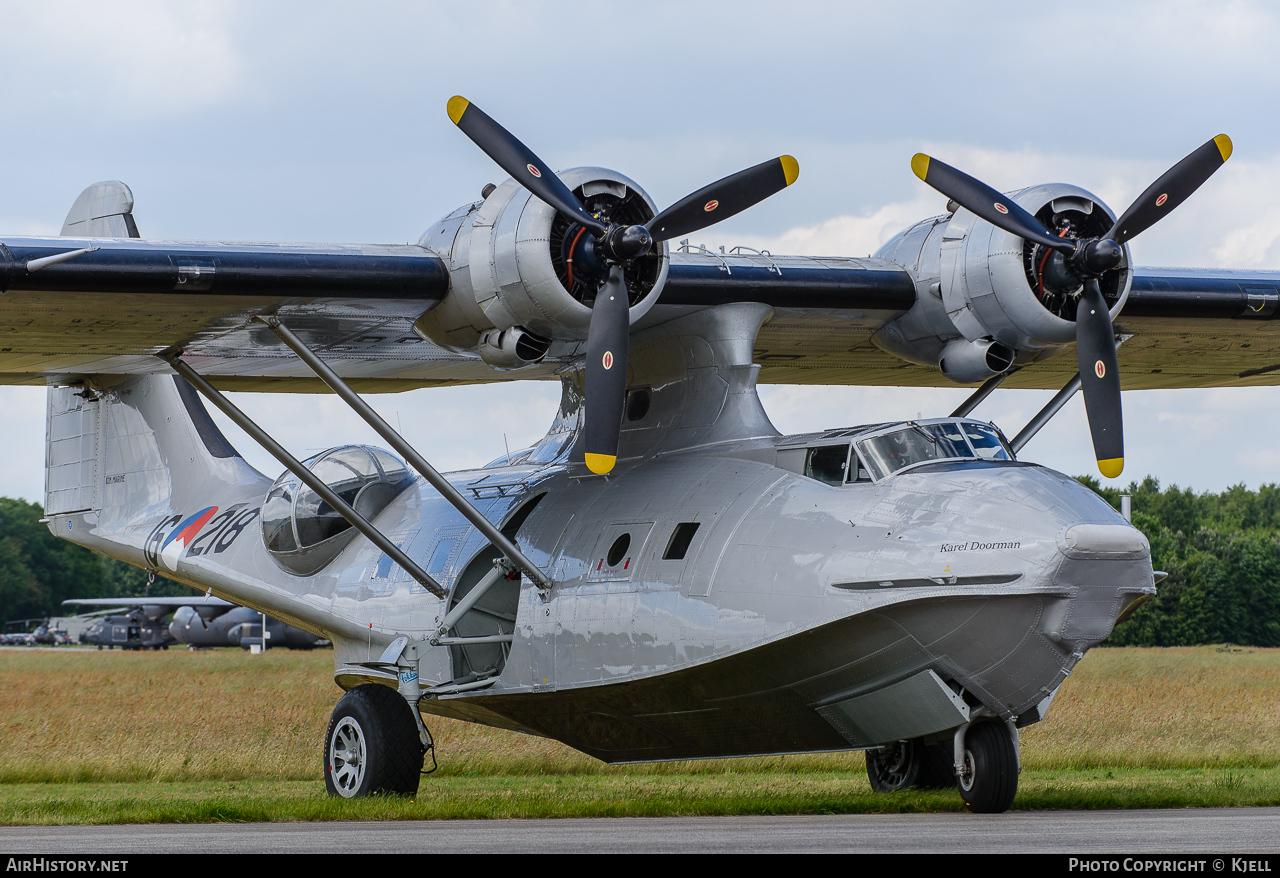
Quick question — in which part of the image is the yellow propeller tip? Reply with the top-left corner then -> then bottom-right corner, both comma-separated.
585,453 -> 616,475
1098,458 -> 1124,479
779,155 -> 800,187
910,153 -> 930,182
447,96 -> 470,125
1214,134 -> 1233,162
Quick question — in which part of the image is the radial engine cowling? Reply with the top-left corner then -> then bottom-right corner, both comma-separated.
413,167 -> 669,357
872,183 -> 1133,381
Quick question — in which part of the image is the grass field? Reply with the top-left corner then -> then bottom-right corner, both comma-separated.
1,645 -> 1278,823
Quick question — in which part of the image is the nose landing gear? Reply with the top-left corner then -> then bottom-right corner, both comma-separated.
955,721 -> 1020,814
865,720 -> 1021,813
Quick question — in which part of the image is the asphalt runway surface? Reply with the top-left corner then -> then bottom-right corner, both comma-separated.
2,809 -> 1278,853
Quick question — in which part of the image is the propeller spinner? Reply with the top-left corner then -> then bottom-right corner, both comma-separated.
448,96 -> 799,474
912,135 -> 1232,478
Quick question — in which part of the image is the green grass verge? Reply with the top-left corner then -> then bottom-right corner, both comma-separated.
4,646 -> 1280,823
3,768 -> 1280,825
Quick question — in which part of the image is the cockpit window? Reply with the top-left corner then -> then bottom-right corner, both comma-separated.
962,423 -> 1013,460
857,420 -> 1015,480
805,445 -> 850,486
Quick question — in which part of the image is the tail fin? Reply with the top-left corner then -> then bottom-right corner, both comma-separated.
45,181 -> 266,539
45,374 -> 267,543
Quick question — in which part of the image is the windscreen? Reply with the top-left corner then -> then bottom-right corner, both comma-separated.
858,422 -> 996,480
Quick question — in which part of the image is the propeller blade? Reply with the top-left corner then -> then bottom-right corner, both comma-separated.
448,96 -> 608,236
1106,135 -> 1232,246
583,266 -> 630,475
649,156 -> 800,243
1076,278 -> 1124,478
911,154 -> 1073,253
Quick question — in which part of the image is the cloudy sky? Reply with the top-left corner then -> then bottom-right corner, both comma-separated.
2,0 -> 1279,501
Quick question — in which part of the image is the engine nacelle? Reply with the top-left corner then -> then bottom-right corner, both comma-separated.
413,167 -> 669,357
872,183 -> 1132,381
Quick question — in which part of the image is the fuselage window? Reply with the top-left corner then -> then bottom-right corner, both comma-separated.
607,533 -> 631,567
261,445 -> 414,576
663,522 -> 701,560
805,445 -> 850,486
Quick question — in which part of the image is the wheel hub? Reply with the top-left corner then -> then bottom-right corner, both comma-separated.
870,741 -> 913,789
329,716 -> 367,797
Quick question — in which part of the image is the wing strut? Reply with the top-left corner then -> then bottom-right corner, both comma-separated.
949,369 -> 1017,419
1010,373 -> 1082,454
164,353 -> 449,600
256,315 -> 553,592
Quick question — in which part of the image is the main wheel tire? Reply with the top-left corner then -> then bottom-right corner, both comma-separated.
323,684 -> 424,798
957,722 -> 1018,813
866,740 -> 923,791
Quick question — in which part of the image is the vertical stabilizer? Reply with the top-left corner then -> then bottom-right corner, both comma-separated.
44,374 -> 268,548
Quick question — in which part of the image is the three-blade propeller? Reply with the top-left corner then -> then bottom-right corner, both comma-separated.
449,96 -> 798,474
912,135 -> 1232,478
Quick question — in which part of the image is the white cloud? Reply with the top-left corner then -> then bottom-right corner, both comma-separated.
4,1 -> 245,111
727,191 -> 944,259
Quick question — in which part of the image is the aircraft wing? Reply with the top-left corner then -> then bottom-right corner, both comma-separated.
3,234 -> 1280,392
754,264 -> 1280,391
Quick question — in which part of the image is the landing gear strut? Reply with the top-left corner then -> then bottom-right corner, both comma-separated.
323,684 -> 424,798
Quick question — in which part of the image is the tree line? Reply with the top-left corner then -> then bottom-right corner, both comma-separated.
0,497 -> 186,628
1077,475 -> 1280,647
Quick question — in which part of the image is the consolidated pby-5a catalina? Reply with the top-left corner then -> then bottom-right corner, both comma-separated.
0,97 -> 1263,811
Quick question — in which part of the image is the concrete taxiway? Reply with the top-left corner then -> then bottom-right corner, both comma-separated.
1,809 -> 1278,854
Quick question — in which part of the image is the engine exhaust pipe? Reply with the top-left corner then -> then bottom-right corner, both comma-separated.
938,338 -> 1015,384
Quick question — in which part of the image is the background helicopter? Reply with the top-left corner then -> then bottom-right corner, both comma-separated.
64,598 -> 328,650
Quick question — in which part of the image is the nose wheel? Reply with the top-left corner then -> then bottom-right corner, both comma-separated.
323,683 -> 424,798
955,721 -> 1019,813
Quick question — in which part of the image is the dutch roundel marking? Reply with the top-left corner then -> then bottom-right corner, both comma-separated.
603,351 -> 614,370
526,164 -> 542,178
993,202 -> 1009,214
1156,193 -> 1168,207
1095,360 -> 1106,379
704,200 -> 719,212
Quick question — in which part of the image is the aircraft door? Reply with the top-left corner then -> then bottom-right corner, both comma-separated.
444,544 -> 520,686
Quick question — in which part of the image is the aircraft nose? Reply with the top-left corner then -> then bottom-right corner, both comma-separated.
1041,522 -> 1154,652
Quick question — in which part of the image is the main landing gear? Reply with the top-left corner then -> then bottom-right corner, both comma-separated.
866,739 -> 955,791
324,684 -> 424,798
865,720 -> 1020,813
